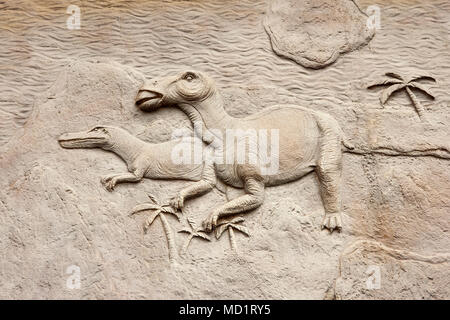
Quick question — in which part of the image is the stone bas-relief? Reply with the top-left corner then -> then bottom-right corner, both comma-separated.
56,70 -> 448,264
1,59 -> 449,300
137,70 -> 351,232
135,70 -> 450,234
58,125 -> 243,262
1,0 -> 449,300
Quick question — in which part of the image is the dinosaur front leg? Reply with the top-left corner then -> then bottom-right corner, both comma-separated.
316,135 -> 343,232
203,177 -> 265,232
101,170 -> 144,191
170,162 -> 216,209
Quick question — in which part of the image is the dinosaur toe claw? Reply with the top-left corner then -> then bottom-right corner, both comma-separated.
321,213 -> 342,233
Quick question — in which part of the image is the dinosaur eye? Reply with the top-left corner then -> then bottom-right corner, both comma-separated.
183,73 -> 195,81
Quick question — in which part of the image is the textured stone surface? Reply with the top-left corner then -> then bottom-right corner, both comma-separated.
0,0 -> 449,300
1,60 -> 448,299
335,240 -> 450,299
0,61 -> 348,299
264,0 -> 375,68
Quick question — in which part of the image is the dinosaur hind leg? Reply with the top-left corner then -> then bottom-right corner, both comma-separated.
315,131 -> 343,232
202,176 -> 265,232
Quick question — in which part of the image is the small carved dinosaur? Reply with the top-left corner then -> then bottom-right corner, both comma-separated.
135,70 -> 352,233
58,125 -> 216,196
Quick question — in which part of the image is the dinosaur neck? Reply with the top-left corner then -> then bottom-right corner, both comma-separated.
106,131 -> 147,165
178,91 -> 235,139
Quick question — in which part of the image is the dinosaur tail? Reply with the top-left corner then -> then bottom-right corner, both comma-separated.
315,111 -> 450,160
341,137 -> 450,159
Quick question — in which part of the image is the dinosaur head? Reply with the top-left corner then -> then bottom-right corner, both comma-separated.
58,126 -> 115,149
135,70 -> 216,111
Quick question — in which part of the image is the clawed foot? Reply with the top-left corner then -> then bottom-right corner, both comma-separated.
169,193 -> 185,210
101,175 -> 118,191
202,212 -> 219,233
321,212 -> 342,233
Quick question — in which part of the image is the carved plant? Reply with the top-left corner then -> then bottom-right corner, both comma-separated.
130,194 -> 181,263
368,72 -> 436,121
178,216 -> 211,255
215,217 -> 250,253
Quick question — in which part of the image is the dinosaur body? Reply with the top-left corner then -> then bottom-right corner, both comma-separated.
58,125 -> 211,192
206,105 -> 340,188
135,71 -> 346,232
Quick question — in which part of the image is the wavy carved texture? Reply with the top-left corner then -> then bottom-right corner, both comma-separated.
0,0 -> 449,149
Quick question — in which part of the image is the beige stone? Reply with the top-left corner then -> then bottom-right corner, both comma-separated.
0,0 -> 449,300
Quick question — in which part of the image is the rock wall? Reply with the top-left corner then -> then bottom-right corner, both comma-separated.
0,0 -> 449,299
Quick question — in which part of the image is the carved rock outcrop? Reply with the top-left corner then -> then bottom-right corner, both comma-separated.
264,0 -> 375,69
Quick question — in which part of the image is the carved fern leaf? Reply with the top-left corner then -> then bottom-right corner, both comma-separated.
146,193 -> 158,204
187,216 -> 197,230
367,79 -> 402,89
196,232 -> 211,241
380,83 -> 406,105
143,210 -> 161,232
408,82 -> 435,100
129,203 -> 161,216
215,224 -> 229,239
408,75 -> 436,83
216,216 -> 245,227
161,205 -> 175,213
173,211 -> 182,221
160,205 -> 181,221
229,217 -> 245,224
178,227 -> 193,234
385,72 -> 404,81
232,224 -> 250,237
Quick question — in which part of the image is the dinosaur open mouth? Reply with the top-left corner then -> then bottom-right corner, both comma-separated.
135,90 -> 163,110
135,90 -> 162,105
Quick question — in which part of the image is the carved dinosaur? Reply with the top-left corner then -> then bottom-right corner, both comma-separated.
135,70 -> 352,233
58,125 -> 216,196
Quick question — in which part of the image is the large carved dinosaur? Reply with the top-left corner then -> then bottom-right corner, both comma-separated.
58,125 -> 216,196
135,71 -> 352,233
